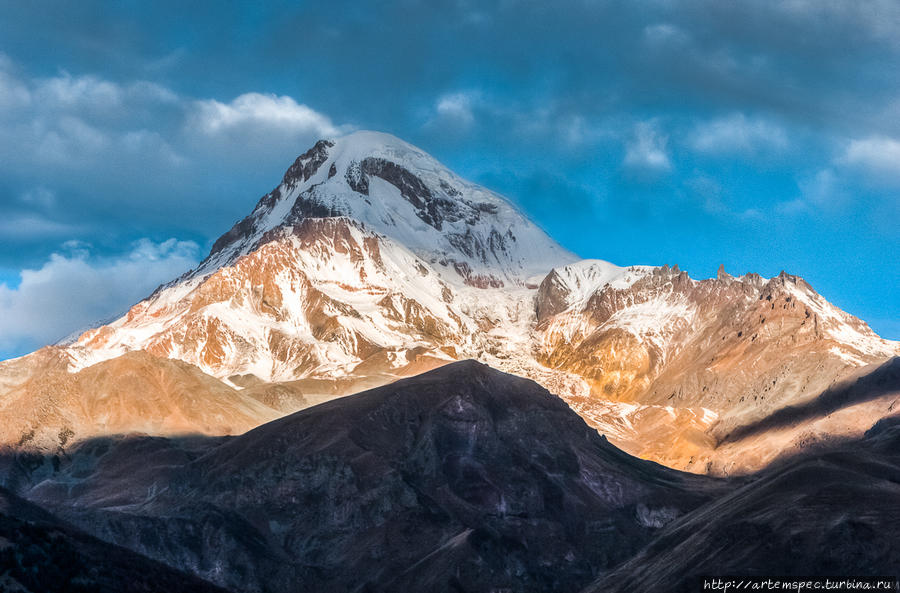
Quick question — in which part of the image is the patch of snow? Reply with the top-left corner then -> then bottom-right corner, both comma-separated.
548,260 -> 655,311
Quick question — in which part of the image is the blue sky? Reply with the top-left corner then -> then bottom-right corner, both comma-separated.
0,0 -> 898,358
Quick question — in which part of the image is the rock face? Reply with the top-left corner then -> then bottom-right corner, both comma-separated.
537,263 -> 899,474
1,131 -> 897,476
0,486 -> 227,593
585,415 -> 900,592
4,362 -> 720,593
69,218 -> 467,383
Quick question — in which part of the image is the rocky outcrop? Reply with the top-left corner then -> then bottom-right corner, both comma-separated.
282,139 -> 334,187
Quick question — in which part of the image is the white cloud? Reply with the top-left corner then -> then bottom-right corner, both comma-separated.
775,197 -> 810,216
685,174 -> 725,213
839,136 -> 900,183
778,168 -> 847,215
624,121 -> 672,173
0,64 -> 185,171
35,73 -> 124,110
800,168 -> 843,206
0,56 -> 346,189
32,72 -> 178,113
689,113 -> 789,155
434,91 -> 477,128
121,129 -> 185,165
0,239 -> 200,355
192,92 -> 344,136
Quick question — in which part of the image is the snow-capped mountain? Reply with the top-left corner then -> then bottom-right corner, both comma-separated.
1,131 -> 897,477
194,131 -> 577,288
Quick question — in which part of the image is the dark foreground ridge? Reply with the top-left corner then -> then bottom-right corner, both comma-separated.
2,360 -> 899,592
1,360 -> 719,593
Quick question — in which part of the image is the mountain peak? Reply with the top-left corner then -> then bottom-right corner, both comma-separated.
329,129 -> 425,156
202,131 -> 576,287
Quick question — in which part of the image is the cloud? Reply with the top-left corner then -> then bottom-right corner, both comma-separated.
0,65 -> 183,172
777,168 -> 847,215
775,198 -> 810,216
0,53 -> 30,109
18,187 -> 56,209
0,214 -> 83,240
434,91 -> 477,128
0,55 -> 351,254
624,121 -> 672,175
685,174 -> 726,213
689,113 -> 788,156
800,168 -> 844,206
0,56 -> 343,179
191,92 -> 344,137
0,238 -> 200,357
642,23 -> 689,47
838,136 -> 900,184
35,73 -> 125,110
685,173 -> 764,220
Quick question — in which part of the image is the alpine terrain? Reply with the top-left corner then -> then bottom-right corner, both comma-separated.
1,131 -> 897,479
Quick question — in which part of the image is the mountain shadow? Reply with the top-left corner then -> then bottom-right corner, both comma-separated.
719,357 -> 900,445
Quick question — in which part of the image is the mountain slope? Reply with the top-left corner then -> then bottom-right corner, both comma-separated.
0,350 -> 281,451
7,362 -> 721,593
68,218 -> 470,382
537,262 -> 899,473
1,131 -> 897,476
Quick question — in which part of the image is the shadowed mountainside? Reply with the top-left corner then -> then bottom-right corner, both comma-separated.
2,361 -> 723,593
2,361 -> 899,591
0,486 -> 227,593
690,356 -> 900,475
584,416 -> 900,592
